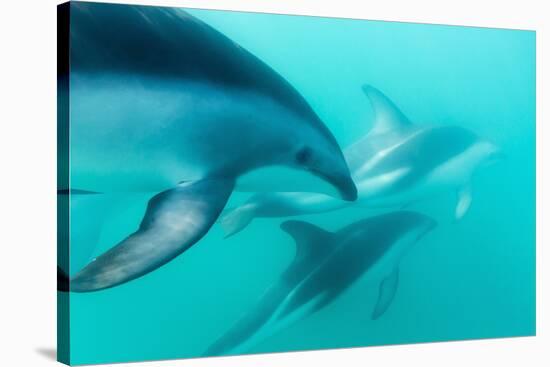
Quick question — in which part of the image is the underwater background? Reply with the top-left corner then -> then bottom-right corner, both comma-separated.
67,6 -> 535,365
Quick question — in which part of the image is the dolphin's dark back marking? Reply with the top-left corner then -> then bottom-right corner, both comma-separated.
364,126 -> 478,194
69,1 -> 330,131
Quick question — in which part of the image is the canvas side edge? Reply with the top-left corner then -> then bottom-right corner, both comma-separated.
57,2 -> 71,365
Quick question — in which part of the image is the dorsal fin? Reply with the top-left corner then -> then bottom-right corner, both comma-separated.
362,85 -> 412,135
280,220 -> 334,260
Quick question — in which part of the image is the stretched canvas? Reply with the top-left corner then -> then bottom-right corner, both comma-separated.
57,1 -> 536,365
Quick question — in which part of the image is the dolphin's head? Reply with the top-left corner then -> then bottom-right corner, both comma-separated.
289,128 -> 357,201
460,139 -> 505,176
233,111 -> 357,201
478,140 -> 505,168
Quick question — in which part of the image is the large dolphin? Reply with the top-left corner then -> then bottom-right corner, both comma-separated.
61,2 -> 356,292
205,211 -> 437,356
221,85 -> 502,237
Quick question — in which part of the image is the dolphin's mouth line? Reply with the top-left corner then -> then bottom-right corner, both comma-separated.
311,169 -> 357,202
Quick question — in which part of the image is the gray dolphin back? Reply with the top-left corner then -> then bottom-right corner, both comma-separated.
70,1 -> 324,124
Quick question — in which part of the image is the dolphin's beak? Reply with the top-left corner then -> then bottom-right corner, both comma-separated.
338,175 -> 358,201
318,170 -> 357,201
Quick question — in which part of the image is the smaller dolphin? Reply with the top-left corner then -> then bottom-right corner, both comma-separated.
221,85 -> 503,237
205,211 -> 437,356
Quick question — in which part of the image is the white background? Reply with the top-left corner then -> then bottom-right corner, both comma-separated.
0,0 -> 547,366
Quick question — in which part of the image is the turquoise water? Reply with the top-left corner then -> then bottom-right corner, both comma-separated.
67,6 -> 535,365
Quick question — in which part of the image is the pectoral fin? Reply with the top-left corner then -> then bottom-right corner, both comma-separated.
372,267 -> 399,320
69,178 -> 234,292
220,203 -> 256,238
455,184 -> 472,220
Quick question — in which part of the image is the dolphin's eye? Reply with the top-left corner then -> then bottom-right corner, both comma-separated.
295,147 -> 313,165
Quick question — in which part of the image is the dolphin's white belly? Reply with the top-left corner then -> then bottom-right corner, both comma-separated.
357,174 -> 445,208
69,74 -> 297,192
425,142 -> 490,187
265,191 -> 349,216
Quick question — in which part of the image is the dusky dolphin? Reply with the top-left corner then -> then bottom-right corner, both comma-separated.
205,211 -> 437,356
61,2 -> 356,292
221,85 -> 502,237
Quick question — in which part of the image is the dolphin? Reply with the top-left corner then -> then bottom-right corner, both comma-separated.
61,2 -> 356,292
205,211 -> 437,356
221,85 -> 502,237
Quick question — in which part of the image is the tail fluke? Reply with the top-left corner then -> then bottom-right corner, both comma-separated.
220,204 -> 256,238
